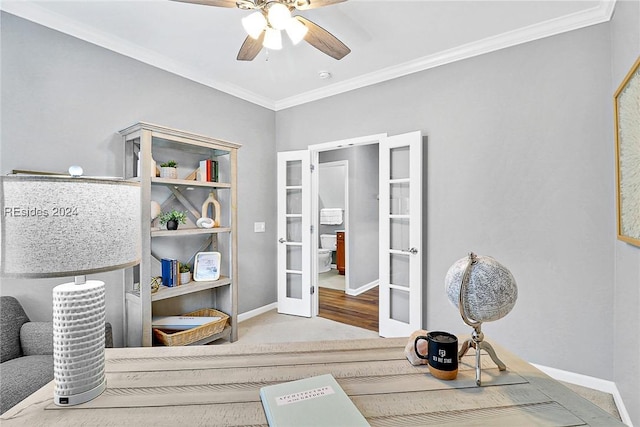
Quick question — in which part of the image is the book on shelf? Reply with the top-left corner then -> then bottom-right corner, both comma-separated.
161,259 -> 181,287
174,259 -> 179,285
198,159 -> 219,183
161,258 -> 173,287
199,160 -> 207,182
259,374 -> 370,427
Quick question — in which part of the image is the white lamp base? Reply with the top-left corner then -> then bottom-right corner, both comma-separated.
54,378 -> 106,406
52,279 -> 107,406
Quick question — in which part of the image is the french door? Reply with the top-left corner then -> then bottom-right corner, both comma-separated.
378,131 -> 423,337
276,131 -> 423,331
276,150 -> 312,317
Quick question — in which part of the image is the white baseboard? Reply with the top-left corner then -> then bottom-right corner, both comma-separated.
345,280 -> 378,296
238,302 -> 277,323
532,363 -> 633,426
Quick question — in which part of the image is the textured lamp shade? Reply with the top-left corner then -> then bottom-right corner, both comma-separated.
0,175 -> 140,406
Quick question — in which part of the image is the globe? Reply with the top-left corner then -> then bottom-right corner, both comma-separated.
445,253 -> 517,323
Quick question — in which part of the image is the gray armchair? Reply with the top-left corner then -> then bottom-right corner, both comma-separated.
0,296 -> 112,414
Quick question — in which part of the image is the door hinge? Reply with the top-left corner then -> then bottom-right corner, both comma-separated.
311,286 -> 315,295
310,225 -> 314,234
310,164 -> 315,172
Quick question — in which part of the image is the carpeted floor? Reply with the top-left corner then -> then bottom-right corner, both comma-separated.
230,309 -> 621,422
233,308 -> 379,344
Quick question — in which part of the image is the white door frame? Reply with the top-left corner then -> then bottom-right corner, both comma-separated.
308,133 -> 387,316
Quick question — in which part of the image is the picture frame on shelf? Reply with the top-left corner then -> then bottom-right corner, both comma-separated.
193,252 -> 221,281
614,56 -> 640,247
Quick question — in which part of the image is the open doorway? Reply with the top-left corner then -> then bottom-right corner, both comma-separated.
277,131 -> 424,337
317,160 -> 347,292
312,139 -> 382,332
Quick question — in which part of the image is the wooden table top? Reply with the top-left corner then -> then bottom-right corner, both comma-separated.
1,338 -> 623,426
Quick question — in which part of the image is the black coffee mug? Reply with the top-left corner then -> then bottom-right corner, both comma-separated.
414,331 -> 458,380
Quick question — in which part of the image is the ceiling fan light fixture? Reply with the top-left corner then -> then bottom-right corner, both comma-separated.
267,2 -> 291,31
285,17 -> 308,45
295,0 -> 311,8
242,11 -> 267,39
263,27 -> 283,50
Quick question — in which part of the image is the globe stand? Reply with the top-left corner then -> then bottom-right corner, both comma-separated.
457,252 -> 507,386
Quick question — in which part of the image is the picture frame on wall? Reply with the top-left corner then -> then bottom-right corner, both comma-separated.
614,56 -> 640,247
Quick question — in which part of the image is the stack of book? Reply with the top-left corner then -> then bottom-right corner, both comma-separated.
199,159 -> 218,182
161,258 -> 182,287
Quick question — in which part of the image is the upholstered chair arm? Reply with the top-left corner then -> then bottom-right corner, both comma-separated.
20,321 -> 113,355
20,322 -> 53,356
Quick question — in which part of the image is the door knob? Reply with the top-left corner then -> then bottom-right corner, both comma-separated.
403,247 -> 418,255
278,238 -> 287,244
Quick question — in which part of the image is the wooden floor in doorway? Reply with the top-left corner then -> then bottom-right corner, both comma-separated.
318,286 -> 378,332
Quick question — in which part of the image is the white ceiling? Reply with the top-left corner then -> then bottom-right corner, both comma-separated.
2,1 -> 614,110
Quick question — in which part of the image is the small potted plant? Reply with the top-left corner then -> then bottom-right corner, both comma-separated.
179,263 -> 191,285
159,160 -> 178,179
159,210 -> 187,230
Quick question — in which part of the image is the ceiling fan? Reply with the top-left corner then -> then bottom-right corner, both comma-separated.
171,0 -> 351,61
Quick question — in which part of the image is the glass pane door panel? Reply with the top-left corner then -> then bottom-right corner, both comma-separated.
287,217 -> 302,242
286,273 -> 302,299
390,182 -> 410,215
390,253 -> 409,288
286,160 -> 302,186
390,218 -> 410,250
287,246 -> 302,271
390,146 -> 410,180
287,189 -> 302,214
390,288 -> 410,323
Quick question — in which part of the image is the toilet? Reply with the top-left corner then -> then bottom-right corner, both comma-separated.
319,234 -> 337,273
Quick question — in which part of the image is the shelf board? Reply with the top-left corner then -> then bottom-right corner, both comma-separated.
152,177 -> 231,188
152,227 -> 231,237
151,276 -> 232,301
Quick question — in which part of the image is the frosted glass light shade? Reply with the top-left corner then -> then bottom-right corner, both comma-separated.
242,11 -> 267,39
285,17 -> 308,45
263,27 -> 283,50
267,3 -> 291,30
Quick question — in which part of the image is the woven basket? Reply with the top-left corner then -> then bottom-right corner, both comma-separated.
153,308 -> 229,346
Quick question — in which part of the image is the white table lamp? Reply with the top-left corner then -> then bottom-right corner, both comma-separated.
1,173 -> 140,406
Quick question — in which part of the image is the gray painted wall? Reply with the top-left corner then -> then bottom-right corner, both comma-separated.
0,13 -> 277,347
611,1 -> 640,423
320,145 -> 379,291
277,23 -> 615,384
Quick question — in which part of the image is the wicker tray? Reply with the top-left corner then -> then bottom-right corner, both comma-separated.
153,308 -> 229,346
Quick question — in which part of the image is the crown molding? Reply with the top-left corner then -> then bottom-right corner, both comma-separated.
274,0 -> 616,110
0,1 -> 276,110
2,1 -> 615,112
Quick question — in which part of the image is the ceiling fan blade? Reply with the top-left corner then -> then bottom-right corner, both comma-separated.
237,32 -> 265,61
170,0 -> 239,7
294,0 -> 347,10
296,16 -> 350,60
